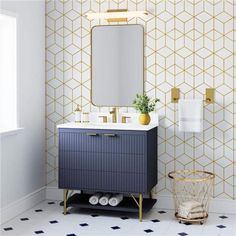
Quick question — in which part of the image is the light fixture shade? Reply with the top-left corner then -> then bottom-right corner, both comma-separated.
86,10 -> 148,21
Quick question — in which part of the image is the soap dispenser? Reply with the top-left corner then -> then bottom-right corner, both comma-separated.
74,105 -> 81,123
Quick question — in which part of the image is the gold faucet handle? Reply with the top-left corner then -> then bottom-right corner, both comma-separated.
99,115 -> 108,123
121,116 -> 131,123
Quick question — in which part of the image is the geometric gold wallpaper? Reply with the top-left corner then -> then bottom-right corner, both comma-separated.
46,0 -> 235,200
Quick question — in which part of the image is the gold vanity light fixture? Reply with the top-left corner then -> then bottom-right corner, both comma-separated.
85,9 -> 148,22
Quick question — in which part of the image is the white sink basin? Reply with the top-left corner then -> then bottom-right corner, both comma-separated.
57,122 -> 158,131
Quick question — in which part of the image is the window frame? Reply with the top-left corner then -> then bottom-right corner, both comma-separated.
0,9 -> 22,136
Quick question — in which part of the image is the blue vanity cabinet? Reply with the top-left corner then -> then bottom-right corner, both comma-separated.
58,127 -> 157,194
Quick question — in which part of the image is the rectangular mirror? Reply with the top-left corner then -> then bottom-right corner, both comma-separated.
91,25 -> 143,106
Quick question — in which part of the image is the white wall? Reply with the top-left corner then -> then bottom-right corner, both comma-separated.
0,0 -> 45,221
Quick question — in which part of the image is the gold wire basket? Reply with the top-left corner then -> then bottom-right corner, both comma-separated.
168,170 -> 215,224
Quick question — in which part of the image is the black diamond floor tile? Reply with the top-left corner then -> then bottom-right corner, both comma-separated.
91,214 -> 99,217
151,219 -> 160,223
49,220 -> 58,224
20,218 -> 29,221
178,233 -> 188,236
48,202 -> 55,205
111,226 -> 120,230
34,230 -> 44,234
4,227 -> 13,231
67,234 -> 76,236
35,209 -> 43,212
120,216 -> 129,220
144,229 -> 153,233
217,225 -> 226,229
158,210 -> 166,214
219,215 -> 228,219
80,223 -> 88,227
184,222 -> 192,225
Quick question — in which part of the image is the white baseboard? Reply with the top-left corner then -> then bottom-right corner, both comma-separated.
46,187 -> 236,215
1,187 -> 46,224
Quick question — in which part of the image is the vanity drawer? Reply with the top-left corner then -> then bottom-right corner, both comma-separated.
59,151 -> 145,173
59,169 -> 147,194
59,129 -> 145,154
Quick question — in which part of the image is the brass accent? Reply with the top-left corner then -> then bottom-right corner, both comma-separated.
130,194 -> 143,222
107,9 -> 128,23
103,133 -> 116,137
205,88 -> 215,104
121,116 -> 131,123
90,24 -> 144,107
63,189 -> 69,215
168,170 -> 215,182
139,194 -> 143,222
171,87 -> 180,103
99,115 -> 108,123
109,107 -> 117,123
175,212 -> 208,224
86,132 -> 98,136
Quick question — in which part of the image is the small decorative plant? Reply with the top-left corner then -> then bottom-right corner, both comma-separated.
133,94 -> 160,125
133,94 -> 160,114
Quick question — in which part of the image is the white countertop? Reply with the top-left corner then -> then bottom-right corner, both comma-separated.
57,122 -> 158,131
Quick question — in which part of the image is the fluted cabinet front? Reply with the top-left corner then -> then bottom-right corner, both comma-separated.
58,128 -> 157,194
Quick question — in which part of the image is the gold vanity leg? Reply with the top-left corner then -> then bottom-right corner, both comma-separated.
63,189 -> 68,215
139,194 -> 143,222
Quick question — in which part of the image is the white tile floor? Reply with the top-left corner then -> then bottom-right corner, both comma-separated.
1,200 -> 236,236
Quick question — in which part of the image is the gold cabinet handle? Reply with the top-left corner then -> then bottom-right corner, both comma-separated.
86,133 -> 98,136
103,133 -> 117,137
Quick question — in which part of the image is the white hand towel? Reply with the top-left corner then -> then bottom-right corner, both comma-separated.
178,99 -> 203,132
99,193 -> 111,206
108,194 -> 123,207
89,193 -> 102,205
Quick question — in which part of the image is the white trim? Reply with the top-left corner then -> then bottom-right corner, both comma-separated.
46,187 -> 236,215
0,187 -> 46,224
0,127 -> 24,137
0,9 -> 20,131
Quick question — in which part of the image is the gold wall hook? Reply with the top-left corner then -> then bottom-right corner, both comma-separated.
171,87 -> 180,103
205,88 -> 215,104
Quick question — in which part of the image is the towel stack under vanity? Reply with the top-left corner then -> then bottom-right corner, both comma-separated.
89,193 -> 123,207
178,200 -> 207,219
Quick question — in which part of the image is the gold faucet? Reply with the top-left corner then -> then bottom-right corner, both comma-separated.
109,107 -> 117,123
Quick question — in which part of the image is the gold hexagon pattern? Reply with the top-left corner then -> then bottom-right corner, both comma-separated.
46,0 -> 235,200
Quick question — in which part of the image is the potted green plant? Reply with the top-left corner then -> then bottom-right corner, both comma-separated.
133,94 -> 160,125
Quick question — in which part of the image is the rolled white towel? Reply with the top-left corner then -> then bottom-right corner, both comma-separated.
99,193 -> 111,206
89,193 -> 102,205
178,205 -> 205,219
179,200 -> 202,212
108,194 -> 123,207
188,211 -> 207,219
